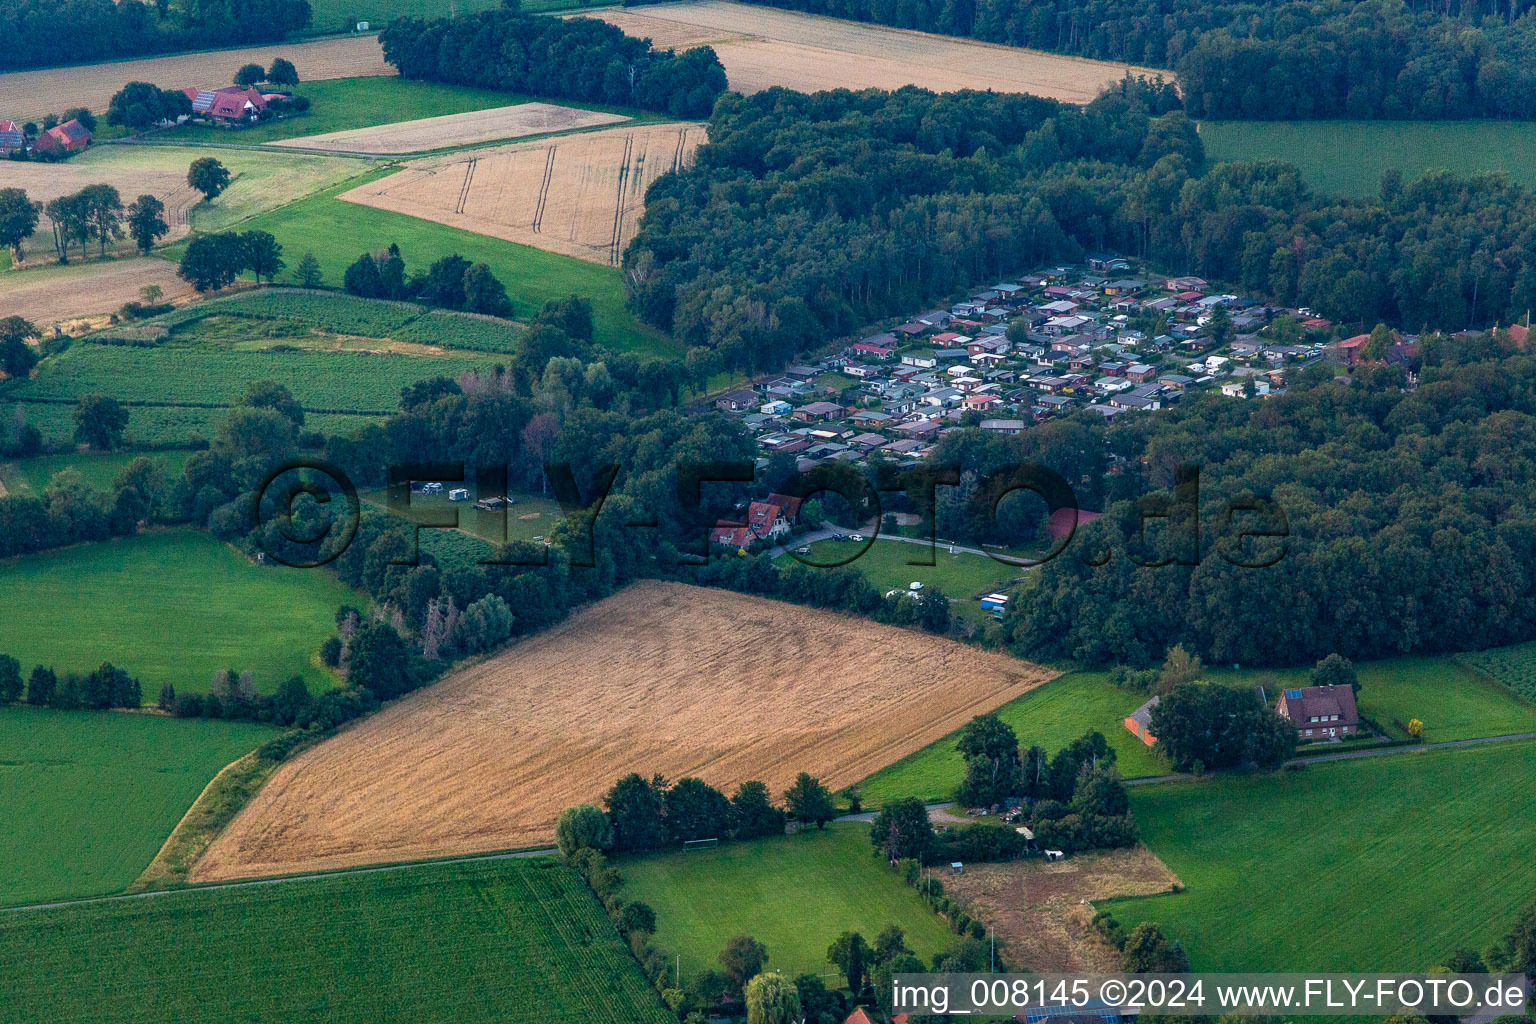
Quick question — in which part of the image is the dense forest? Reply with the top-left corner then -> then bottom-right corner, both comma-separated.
0,0 -> 311,72
721,0 -> 1536,119
1004,332 -> 1536,667
624,83 -> 1536,374
378,7 -> 727,117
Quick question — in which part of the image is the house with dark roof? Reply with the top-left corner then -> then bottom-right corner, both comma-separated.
184,85 -> 267,122
1124,696 -> 1159,747
714,388 -> 759,411
0,120 -> 25,155
1276,684 -> 1359,739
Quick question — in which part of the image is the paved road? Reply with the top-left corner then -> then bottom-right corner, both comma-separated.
1124,730 -> 1536,786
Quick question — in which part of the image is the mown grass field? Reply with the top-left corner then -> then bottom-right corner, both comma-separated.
620,822 -> 956,980
221,175 -> 679,358
1199,120 -> 1536,199
1113,740 -> 1536,970
0,706 -> 272,907
0,857 -> 673,1023
0,450 -> 189,498
305,0 -> 587,34
775,537 -> 1017,600
0,529 -> 360,694
364,488 -> 567,546
856,672 -> 1166,807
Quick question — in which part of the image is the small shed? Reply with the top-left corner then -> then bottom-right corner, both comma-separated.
950,862 -> 964,875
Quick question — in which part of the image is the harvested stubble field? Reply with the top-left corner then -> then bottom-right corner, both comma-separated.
194,580 -> 1056,880
575,1 -> 1162,102
270,101 -> 629,154
0,257 -> 194,325
341,121 -> 702,264
0,37 -> 390,126
945,847 -> 1180,972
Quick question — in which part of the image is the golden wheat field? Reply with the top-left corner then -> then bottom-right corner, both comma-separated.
192,581 -> 1056,880
0,258 -> 195,326
269,102 -> 630,154
573,1 -> 1164,102
339,121 -> 701,264
0,35 -> 392,125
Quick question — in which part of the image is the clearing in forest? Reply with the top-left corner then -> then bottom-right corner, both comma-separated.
573,1 -> 1164,103
339,121 -> 701,264
194,580 -> 1056,880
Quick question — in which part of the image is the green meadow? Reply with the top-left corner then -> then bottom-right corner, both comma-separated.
305,0 -> 588,35
0,706 -> 271,906
775,537 -> 1018,601
856,672 -> 1167,807
619,823 -> 956,981
0,529 -> 360,694
1114,740 -> 1536,970
0,857 -> 672,1024
1200,120 -> 1536,199
0,450 -> 189,498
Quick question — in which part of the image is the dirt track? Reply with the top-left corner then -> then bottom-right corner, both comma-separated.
340,121 -> 702,264
269,102 -> 629,154
574,1 -> 1166,102
0,35 -> 392,125
193,580 -> 1056,880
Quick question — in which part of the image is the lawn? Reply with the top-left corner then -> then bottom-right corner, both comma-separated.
1206,655 -> 1536,744
1199,120 -> 1536,199
0,857 -> 673,1024
160,77 -> 527,145
0,450 -> 189,498
0,706 -> 272,907
363,488 -> 567,546
856,672 -> 1167,808
1112,739 -> 1536,971
776,537 -> 1018,599
0,529 -> 361,695
215,174 -> 678,358
619,822 -> 957,981
306,0 -> 589,34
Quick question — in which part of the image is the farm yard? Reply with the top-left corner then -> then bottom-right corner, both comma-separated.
0,145 -> 362,260
943,847 -> 1180,972
269,101 -> 630,154
856,672 -> 1168,807
1115,740 -> 1536,971
574,1 -> 1163,102
1199,120 -> 1536,199
0,257 -> 194,327
0,706 -> 272,907
225,177 -> 680,357
620,823 -> 957,980
0,35 -> 393,126
0,530 -> 361,695
0,857 -> 673,1024
192,580 -> 1056,880
341,121 -> 703,265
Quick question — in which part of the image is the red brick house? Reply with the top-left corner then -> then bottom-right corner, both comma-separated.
1123,696 -> 1159,747
1276,684 -> 1359,739
184,86 -> 267,122
711,493 -> 804,549
34,118 -> 92,155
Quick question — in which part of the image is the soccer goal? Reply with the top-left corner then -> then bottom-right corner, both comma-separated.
682,838 -> 720,852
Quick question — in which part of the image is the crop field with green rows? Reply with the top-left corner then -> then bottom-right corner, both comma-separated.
0,399 -> 380,448
1455,642 -> 1536,703
0,857 -> 673,1024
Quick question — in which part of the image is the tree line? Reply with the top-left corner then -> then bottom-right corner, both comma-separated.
0,655 -> 141,711
343,243 -> 513,318
624,83 -> 1536,378
0,0 -> 312,73
723,0 -> 1536,119
378,4 -> 727,118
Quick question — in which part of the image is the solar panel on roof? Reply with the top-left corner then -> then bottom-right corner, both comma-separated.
1284,689 -> 1303,699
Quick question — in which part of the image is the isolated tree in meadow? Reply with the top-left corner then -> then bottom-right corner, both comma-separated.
0,316 -> 40,379
555,803 -> 612,858
267,57 -> 299,86
0,655 -> 22,703
0,187 -> 39,262
187,157 -> 232,203
827,931 -> 872,994
783,771 -> 835,828
126,194 -> 169,254
744,972 -> 801,1024
74,394 -> 129,450
77,184 -> 124,257
178,232 -> 246,292
241,230 -> 284,284
234,62 -> 266,88
1311,653 -> 1359,695
718,934 -> 768,992
294,250 -> 323,288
